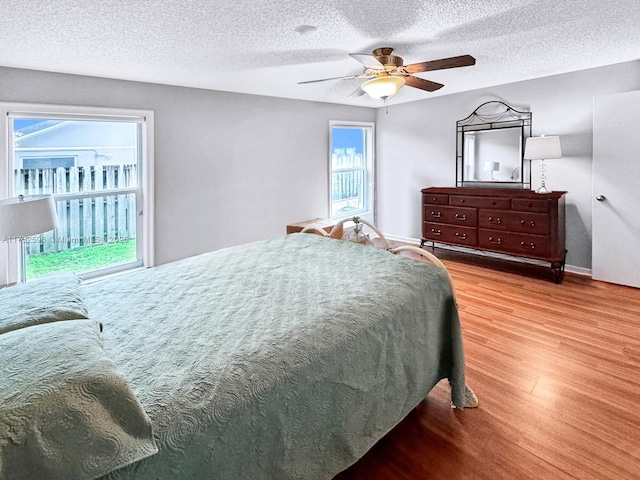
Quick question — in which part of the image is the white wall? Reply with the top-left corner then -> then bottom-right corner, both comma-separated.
375,60 -> 640,270
0,67 -> 374,266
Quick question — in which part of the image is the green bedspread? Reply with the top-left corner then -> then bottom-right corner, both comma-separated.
82,233 -> 470,479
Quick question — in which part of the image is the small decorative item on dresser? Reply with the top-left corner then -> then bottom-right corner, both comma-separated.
420,187 -> 567,283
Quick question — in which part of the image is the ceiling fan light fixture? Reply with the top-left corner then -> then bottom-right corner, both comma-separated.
360,76 -> 406,99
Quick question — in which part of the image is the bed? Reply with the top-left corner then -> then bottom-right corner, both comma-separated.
0,232 -> 475,480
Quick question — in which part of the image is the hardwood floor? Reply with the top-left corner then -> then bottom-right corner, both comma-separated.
335,245 -> 640,480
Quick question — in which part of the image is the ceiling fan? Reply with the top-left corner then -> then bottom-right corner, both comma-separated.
299,47 -> 476,100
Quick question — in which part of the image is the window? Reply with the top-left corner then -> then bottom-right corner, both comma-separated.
0,103 -> 154,284
329,121 -> 375,222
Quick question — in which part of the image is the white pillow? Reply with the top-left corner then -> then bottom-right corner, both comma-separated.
0,272 -> 89,335
0,320 -> 158,480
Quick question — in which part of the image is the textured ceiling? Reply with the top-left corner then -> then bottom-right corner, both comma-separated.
1,0 -> 639,106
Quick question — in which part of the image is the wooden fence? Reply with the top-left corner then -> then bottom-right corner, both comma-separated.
331,150 -> 365,206
332,169 -> 364,202
15,165 -> 137,255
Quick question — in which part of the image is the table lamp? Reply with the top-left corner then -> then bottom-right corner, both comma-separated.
524,135 -> 562,193
0,194 -> 58,282
483,161 -> 500,181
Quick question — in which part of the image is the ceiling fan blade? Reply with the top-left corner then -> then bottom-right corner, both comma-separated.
348,53 -> 385,69
348,86 -> 366,98
404,55 -> 476,74
404,75 -> 444,92
298,74 -> 361,84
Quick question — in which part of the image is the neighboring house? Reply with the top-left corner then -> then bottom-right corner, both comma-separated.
14,120 -> 137,171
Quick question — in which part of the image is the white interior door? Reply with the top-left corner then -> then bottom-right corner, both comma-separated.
592,90 -> 640,288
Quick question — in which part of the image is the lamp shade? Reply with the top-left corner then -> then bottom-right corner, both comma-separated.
360,76 -> 405,99
0,195 -> 58,238
483,161 -> 500,172
524,135 -> 562,160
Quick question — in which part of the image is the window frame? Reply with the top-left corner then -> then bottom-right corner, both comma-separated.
0,102 -> 154,285
328,120 -> 375,223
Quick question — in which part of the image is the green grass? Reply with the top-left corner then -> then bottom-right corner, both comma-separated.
27,240 -> 136,278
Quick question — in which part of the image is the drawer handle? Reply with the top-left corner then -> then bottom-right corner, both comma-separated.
431,228 -> 442,236
520,220 -> 536,227
488,236 -> 502,245
455,232 -> 468,240
488,216 -> 502,224
430,211 -> 442,218
455,213 -> 467,221
520,241 -> 536,249
431,197 -> 437,202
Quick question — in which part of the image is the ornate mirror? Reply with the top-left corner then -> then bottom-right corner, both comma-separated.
456,101 -> 532,189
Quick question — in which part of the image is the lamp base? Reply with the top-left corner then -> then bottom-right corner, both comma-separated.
19,238 -> 27,283
535,159 -> 550,194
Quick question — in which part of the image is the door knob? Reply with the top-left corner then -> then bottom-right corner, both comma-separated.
595,194 -> 606,201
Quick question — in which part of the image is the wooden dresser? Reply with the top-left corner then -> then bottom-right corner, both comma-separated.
421,187 -> 567,282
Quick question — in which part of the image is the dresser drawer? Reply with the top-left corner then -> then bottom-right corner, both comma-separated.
511,198 -> 550,213
423,205 -> 478,227
423,222 -> 478,246
478,209 -> 549,235
479,229 -> 550,257
449,195 -> 511,209
423,193 -> 449,205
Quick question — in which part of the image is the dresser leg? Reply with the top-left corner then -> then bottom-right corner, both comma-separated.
551,255 -> 566,284
419,239 -> 437,251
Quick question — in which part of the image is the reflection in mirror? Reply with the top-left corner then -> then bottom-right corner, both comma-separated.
463,128 -> 522,182
456,101 -> 532,189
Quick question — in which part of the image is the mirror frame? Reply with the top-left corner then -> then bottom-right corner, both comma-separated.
456,101 -> 532,189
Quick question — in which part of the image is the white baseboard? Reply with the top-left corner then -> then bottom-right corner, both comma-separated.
382,233 -> 592,278
383,234 -> 421,245
564,265 -> 592,277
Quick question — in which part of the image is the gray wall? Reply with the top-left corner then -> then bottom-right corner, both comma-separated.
2,60 -> 639,271
0,67 -> 375,266
375,60 -> 640,270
